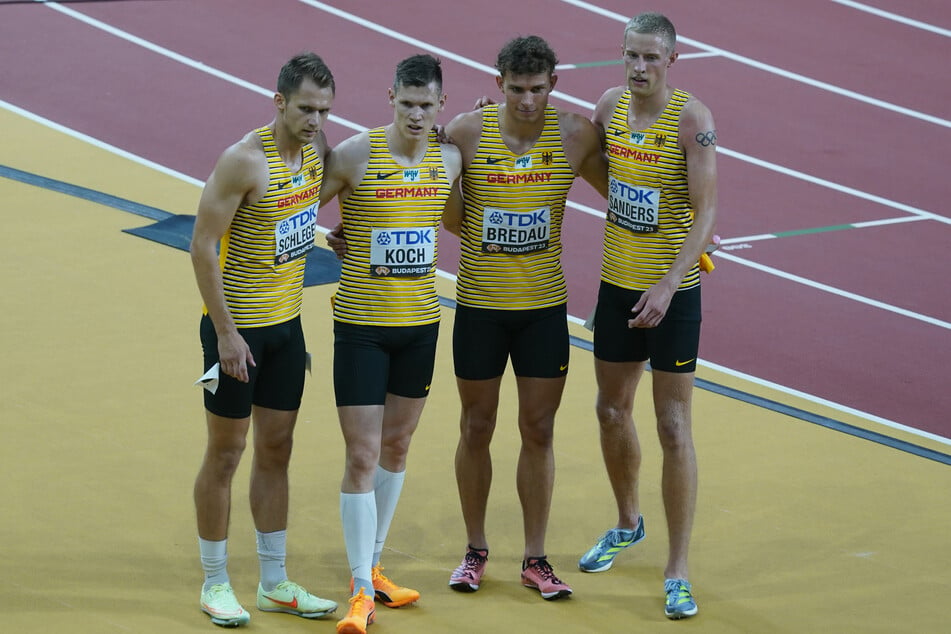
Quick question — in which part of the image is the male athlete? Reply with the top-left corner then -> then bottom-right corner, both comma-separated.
319,54 -> 463,634
190,53 -> 338,627
578,13 -> 718,620
443,35 -> 607,600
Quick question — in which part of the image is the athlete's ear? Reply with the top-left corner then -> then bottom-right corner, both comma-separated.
439,92 -> 447,111
387,87 -> 396,107
273,91 -> 285,112
549,73 -> 558,90
668,51 -> 679,67
495,75 -> 504,92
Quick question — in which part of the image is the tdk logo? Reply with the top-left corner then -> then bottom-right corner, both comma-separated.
488,208 -> 547,227
375,229 -> 433,245
278,206 -> 317,235
614,182 -> 655,204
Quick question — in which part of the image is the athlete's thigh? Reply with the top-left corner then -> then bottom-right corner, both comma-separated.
333,321 -> 389,407
387,323 -> 439,399
201,314 -> 259,419
645,286 -> 701,373
252,316 -> 307,411
514,375 -> 566,427
592,281 -> 649,364
453,304 -> 511,380
509,304 -> 569,378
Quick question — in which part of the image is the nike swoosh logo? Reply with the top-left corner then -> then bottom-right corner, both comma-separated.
275,179 -> 292,189
674,359 -> 695,367
376,170 -> 402,179
424,384 -> 431,391
559,364 -> 568,371
485,156 -> 506,165
262,594 -> 298,609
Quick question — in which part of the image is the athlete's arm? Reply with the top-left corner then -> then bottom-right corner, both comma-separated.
318,131 -> 369,206
444,109 -> 482,171
591,86 -> 624,144
561,112 -> 608,199
190,140 -> 261,382
319,132 -> 371,259
629,97 -> 718,328
439,143 -> 465,235
668,97 -> 718,285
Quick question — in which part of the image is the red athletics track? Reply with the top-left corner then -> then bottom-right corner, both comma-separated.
1,0 -> 948,437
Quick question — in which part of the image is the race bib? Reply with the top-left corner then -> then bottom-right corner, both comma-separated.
607,176 -> 659,233
480,206 -> 551,254
274,203 -> 317,264
369,227 -> 435,277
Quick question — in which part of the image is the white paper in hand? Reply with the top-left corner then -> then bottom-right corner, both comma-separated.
195,363 -> 220,394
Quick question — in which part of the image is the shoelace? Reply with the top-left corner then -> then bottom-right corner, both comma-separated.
527,558 -> 563,583
459,551 -> 486,574
348,590 -> 371,614
666,581 -> 691,603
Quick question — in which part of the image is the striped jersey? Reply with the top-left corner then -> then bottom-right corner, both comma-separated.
334,127 -> 450,326
457,104 -> 575,310
216,125 -> 321,327
602,88 -> 699,291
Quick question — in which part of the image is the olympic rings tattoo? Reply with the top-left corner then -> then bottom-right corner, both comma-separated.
695,130 -> 717,147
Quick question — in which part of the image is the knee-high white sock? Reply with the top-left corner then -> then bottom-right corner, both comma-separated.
372,466 -> 405,567
256,529 -> 288,592
198,537 -> 229,592
340,491 -> 376,596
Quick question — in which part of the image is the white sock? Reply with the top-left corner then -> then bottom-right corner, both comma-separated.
372,466 -> 405,567
256,529 -> 288,592
340,491 -> 376,596
198,537 -> 229,592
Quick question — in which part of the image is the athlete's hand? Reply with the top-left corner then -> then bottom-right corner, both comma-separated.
326,222 -> 348,260
472,95 -> 496,110
218,330 -> 255,383
628,284 -> 675,329
433,124 -> 451,144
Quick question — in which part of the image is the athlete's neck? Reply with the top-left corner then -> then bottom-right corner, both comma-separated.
627,85 -> 673,129
269,121 -> 304,172
384,124 -> 429,167
497,107 -> 545,156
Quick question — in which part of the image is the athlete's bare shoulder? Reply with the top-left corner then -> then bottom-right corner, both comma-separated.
444,108 -> 483,166
439,141 -> 463,182
208,129 -> 269,199
592,85 -> 626,128
678,94 -> 716,147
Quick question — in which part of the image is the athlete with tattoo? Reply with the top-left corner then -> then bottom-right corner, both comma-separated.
578,12 -> 718,620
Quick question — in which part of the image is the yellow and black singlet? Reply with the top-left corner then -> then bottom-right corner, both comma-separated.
456,104 -> 575,310
334,127 -> 451,327
602,88 -> 697,291
217,125 -> 321,328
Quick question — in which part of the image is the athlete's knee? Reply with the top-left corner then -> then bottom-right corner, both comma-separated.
596,397 -> 633,430
254,435 -> 294,471
380,432 -> 412,464
518,411 -> 555,448
204,440 -> 247,479
345,442 -> 382,479
459,409 -> 497,448
656,412 -> 693,452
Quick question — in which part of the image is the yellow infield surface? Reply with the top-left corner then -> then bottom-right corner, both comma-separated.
1,106 -> 949,633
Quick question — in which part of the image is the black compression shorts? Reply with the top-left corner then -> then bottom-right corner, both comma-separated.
333,321 -> 439,406
200,314 -> 307,418
592,282 -> 701,373
452,303 -> 569,380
